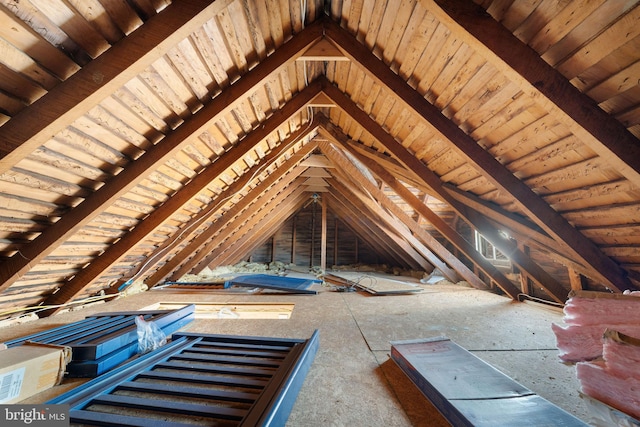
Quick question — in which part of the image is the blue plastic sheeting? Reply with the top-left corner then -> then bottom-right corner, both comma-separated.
391,336 -> 589,427
6,305 -> 195,377
49,330 -> 320,427
224,274 -> 320,294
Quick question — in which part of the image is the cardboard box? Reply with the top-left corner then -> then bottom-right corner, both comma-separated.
0,343 -> 71,404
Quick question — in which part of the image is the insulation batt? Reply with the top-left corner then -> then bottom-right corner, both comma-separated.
552,291 -> 640,362
576,331 -> 640,421
562,293 -> 640,326
552,323 -> 640,362
601,330 -> 640,380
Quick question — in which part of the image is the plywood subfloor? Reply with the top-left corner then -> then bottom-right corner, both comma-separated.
0,271 -> 589,425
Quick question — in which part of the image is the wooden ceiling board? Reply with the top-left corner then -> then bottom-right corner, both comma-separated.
0,0 -> 639,318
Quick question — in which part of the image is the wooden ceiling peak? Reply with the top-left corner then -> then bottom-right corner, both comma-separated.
1,0 -> 639,318
298,38 -> 349,62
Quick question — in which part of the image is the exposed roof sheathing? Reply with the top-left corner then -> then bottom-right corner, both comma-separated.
0,0 -> 638,318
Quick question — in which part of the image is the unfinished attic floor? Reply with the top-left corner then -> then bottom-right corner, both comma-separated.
0,271 -> 590,426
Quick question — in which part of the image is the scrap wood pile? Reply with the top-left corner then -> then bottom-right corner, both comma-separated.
552,291 -> 640,422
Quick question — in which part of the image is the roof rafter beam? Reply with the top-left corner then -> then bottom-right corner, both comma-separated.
319,134 -> 454,276
172,146 -> 320,278
36,84 -> 323,317
322,134 -> 504,292
442,184 -> 592,273
151,141 -> 320,285
0,0 -> 237,172
116,124 -> 321,291
319,84 -> 568,302
325,193 -> 412,268
323,20 -> 634,292
321,138 -> 495,289
166,166 -> 307,280
347,142 -> 592,274
183,172 -> 307,275
326,178 -> 430,271
328,172 -> 435,272
205,184 -> 309,268
429,0 -> 640,187
0,21 -> 325,295
329,146 -> 504,292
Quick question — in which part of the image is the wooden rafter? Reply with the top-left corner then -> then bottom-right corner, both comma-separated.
36,84 -> 322,316
323,21 -> 634,293
164,166 -> 308,281
147,141 -> 320,286
430,0 -> 640,187
207,184 -> 309,268
324,136 -> 505,292
320,138 -> 496,289
325,193 -> 412,268
0,0 -> 236,172
347,142 -> 592,277
116,124 -> 321,290
319,84 -> 570,302
329,171 -> 436,272
0,23 -> 324,295
326,178 -> 430,271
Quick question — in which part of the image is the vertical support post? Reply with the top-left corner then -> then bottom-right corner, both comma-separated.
355,236 -> 359,264
334,218 -> 339,266
291,216 -> 297,265
519,244 -> 532,295
321,199 -> 327,273
568,267 -> 586,292
310,204 -> 316,267
271,235 -> 277,263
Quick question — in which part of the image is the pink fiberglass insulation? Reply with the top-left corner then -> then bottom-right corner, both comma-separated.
552,324 -> 640,363
577,359 -> 640,420
552,323 -> 606,362
601,330 -> 640,380
553,292 -> 640,363
562,293 -> 640,326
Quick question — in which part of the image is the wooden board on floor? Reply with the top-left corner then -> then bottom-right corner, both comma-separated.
330,272 -> 422,295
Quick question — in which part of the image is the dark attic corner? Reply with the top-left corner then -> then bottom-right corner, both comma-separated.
0,0 -> 639,425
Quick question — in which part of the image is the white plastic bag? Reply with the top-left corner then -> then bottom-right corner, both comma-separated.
135,315 -> 167,354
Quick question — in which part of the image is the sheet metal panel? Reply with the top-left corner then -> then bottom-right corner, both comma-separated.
225,274 -> 320,294
391,336 -> 588,427
48,330 -> 320,426
6,305 -> 195,376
